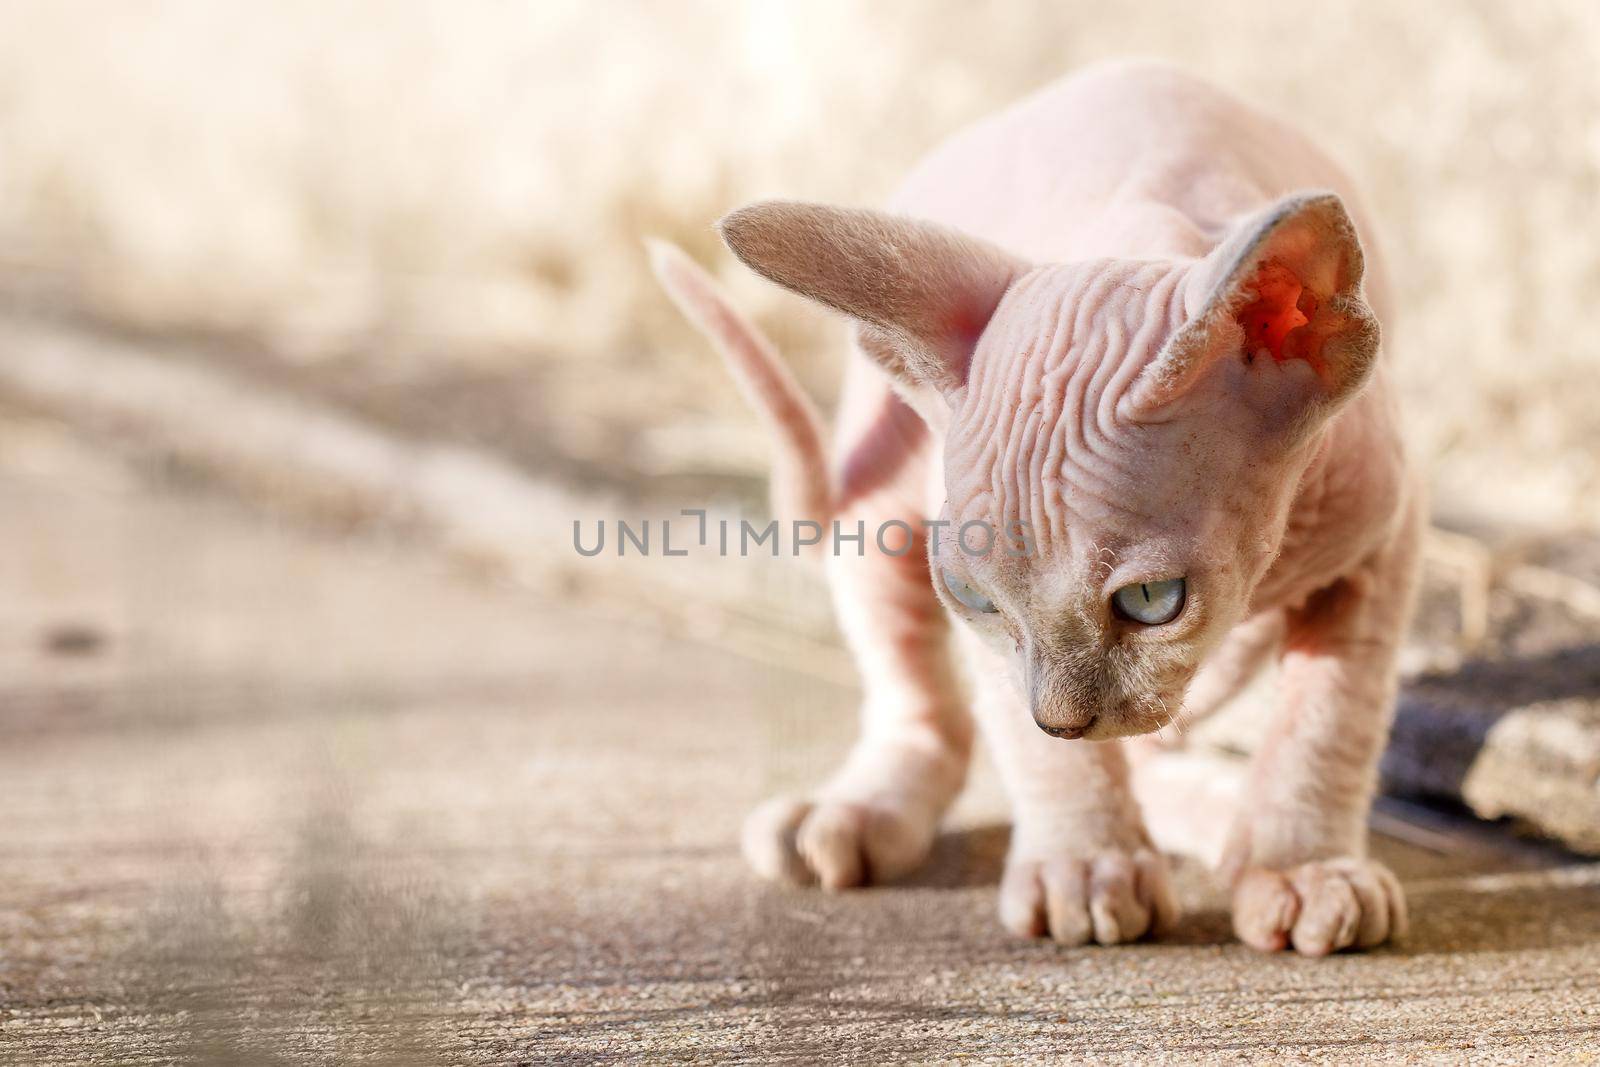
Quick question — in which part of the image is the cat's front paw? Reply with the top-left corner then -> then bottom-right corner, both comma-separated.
741,741 -> 963,889
741,794 -> 937,889
1232,856 -> 1407,956
998,844 -> 1179,946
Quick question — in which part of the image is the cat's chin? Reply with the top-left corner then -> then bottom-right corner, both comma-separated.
1079,708 -> 1179,742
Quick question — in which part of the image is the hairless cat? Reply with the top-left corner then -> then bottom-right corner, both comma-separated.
652,60 -> 1420,956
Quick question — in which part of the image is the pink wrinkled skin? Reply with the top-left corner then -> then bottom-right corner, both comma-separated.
652,61 -> 1419,957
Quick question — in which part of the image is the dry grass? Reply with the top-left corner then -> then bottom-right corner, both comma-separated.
0,0 -> 1597,526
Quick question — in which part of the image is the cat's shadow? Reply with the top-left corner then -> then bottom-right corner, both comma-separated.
901,822 -> 1011,890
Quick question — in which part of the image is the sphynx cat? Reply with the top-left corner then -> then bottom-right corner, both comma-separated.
651,61 -> 1420,956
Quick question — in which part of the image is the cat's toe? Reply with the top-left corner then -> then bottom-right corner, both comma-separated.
999,846 -> 1177,946
741,795 -> 815,884
1233,856 -> 1406,956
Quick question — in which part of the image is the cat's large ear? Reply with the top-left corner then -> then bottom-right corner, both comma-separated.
718,200 -> 1027,394
1127,192 -> 1379,433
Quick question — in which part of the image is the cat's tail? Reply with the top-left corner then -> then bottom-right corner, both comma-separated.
647,239 -> 832,528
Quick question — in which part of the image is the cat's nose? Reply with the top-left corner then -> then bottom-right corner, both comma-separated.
1035,716 -> 1095,740
1024,647 -> 1100,739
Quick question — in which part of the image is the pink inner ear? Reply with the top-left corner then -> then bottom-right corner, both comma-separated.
1238,261 -> 1326,373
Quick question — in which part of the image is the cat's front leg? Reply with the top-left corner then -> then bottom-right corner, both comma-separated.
743,498 -> 975,890
964,632 -> 1178,945
1223,503 -> 1423,956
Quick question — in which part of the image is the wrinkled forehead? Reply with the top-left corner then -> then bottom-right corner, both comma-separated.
958,256 -> 1188,395
946,260 -> 1190,457
943,258 -> 1195,551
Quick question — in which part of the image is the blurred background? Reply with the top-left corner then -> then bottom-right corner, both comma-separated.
3,2 -> 1599,1061
2,0 -> 1598,523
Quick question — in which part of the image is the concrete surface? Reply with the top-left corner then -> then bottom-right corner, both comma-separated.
3,417 -> 1600,1065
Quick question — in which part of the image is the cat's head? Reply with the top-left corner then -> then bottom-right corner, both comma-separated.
720,194 -> 1378,739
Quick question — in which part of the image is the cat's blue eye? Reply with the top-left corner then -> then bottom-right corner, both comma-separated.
1111,578 -> 1186,625
942,567 -> 997,614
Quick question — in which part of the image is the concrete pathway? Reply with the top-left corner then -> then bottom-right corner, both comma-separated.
2,417 -> 1598,1064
